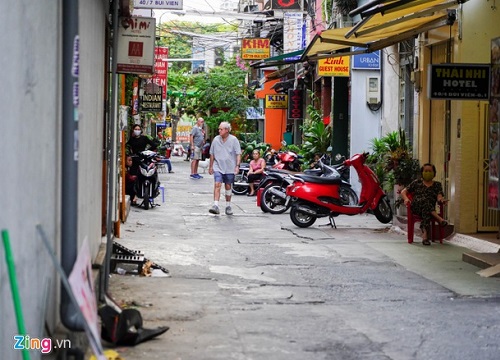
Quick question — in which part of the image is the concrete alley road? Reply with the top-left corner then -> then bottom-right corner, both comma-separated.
109,157 -> 500,360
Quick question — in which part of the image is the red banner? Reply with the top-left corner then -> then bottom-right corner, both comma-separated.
152,47 -> 168,99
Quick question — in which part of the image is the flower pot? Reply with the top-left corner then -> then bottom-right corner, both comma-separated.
394,184 -> 407,216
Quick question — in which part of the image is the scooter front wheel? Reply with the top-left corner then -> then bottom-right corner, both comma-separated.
373,196 -> 393,223
143,183 -> 151,210
290,204 -> 317,228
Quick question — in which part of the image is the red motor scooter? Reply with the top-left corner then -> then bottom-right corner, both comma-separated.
285,153 -> 393,228
273,150 -> 302,172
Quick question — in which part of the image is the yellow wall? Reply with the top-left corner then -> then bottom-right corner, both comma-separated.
419,1 -> 500,233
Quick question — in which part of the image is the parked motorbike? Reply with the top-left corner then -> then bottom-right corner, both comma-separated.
286,153 -> 392,228
233,151 -> 302,195
133,150 -> 161,210
274,150 -> 302,172
258,157 -> 357,214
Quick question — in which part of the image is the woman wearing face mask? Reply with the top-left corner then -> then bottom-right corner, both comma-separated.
400,163 -> 448,245
126,124 -> 158,156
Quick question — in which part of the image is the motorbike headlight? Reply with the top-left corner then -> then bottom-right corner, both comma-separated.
147,168 -> 156,177
140,167 -> 148,176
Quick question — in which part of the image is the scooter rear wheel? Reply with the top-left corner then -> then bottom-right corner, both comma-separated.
260,184 -> 289,214
290,204 -> 317,228
232,173 -> 249,195
373,196 -> 393,223
339,185 -> 358,205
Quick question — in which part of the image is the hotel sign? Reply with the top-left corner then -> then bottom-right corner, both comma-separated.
266,94 -> 288,109
117,17 -> 155,75
428,63 -> 490,100
241,38 -> 270,60
317,56 -> 350,77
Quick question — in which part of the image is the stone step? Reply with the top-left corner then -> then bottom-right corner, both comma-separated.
462,251 -> 500,269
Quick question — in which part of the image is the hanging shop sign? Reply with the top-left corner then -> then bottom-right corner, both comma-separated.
133,0 -> 183,10
265,94 -> 288,109
150,47 -> 168,100
287,88 -> 304,120
352,48 -> 380,70
140,82 -> 163,112
283,11 -> 303,60
428,63 -> 491,100
117,17 -> 155,75
272,0 -> 301,10
246,107 -> 264,119
317,56 -> 350,77
241,38 -> 271,60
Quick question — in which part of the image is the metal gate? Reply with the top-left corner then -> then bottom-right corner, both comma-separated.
478,103 -> 499,231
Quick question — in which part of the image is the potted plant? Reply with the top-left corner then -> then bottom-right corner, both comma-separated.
368,128 -> 420,214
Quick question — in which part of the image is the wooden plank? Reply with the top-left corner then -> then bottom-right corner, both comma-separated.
477,263 -> 500,278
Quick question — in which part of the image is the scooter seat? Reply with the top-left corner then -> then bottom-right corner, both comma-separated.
293,174 -> 343,184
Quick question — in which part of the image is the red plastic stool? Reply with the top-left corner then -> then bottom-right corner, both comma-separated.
406,194 -> 445,244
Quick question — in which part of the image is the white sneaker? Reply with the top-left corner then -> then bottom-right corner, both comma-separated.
225,206 -> 233,215
209,205 -> 220,214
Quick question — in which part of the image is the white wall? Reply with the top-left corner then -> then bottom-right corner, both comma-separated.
0,1 -> 108,358
350,68 -> 382,194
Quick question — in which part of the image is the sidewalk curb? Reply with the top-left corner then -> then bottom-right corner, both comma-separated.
447,233 -> 500,253
390,226 -> 500,253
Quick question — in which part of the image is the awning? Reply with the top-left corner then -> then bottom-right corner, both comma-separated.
303,0 -> 465,60
250,49 -> 304,69
265,65 -> 295,82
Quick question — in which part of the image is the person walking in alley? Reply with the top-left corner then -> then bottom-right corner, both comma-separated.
190,117 -> 206,179
208,121 -> 242,215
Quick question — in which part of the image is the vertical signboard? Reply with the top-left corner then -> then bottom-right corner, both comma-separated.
283,12 -> 303,60
288,88 -> 304,120
151,47 -> 168,100
489,37 -> 500,208
192,46 -> 205,73
116,17 -> 156,74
